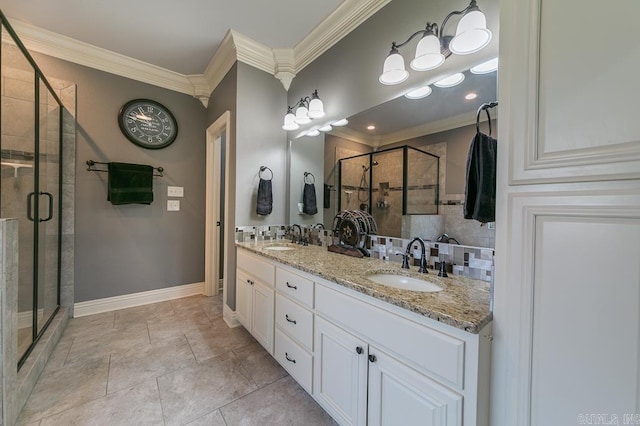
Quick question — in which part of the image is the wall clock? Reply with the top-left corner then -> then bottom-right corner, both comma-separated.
118,99 -> 178,149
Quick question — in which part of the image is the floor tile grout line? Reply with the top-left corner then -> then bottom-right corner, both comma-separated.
217,375 -> 291,413
155,376 -> 168,426
105,353 -> 112,395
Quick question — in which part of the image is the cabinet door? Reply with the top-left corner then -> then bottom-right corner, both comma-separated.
252,281 -> 274,354
235,270 -> 252,330
367,348 -> 462,426
314,316 -> 367,426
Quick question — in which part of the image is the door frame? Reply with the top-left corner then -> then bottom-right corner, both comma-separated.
205,111 -> 231,298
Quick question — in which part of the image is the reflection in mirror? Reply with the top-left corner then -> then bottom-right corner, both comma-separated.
337,146 -> 439,238
321,67 -> 498,248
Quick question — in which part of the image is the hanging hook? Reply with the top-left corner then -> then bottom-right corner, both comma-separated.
259,166 -> 273,180
304,172 -> 315,184
476,101 -> 498,136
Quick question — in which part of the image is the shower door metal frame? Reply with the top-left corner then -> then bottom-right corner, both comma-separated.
1,10 -> 64,370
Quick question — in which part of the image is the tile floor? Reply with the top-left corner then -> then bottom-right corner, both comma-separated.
17,295 -> 336,426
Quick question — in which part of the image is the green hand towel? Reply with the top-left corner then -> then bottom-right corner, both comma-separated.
107,162 -> 154,205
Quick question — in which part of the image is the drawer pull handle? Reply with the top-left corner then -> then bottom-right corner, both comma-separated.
368,354 -> 377,363
285,314 -> 297,324
286,282 -> 298,290
356,346 -> 363,355
285,352 -> 296,364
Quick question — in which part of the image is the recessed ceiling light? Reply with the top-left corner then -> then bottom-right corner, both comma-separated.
366,125 -> 376,130
433,73 -> 465,88
470,57 -> 499,74
306,129 -> 321,137
319,124 -> 333,132
465,92 -> 478,100
405,85 -> 432,100
332,118 -> 349,126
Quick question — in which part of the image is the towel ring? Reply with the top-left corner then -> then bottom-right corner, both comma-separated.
476,102 -> 498,136
304,172 -> 315,184
259,166 -> 273,181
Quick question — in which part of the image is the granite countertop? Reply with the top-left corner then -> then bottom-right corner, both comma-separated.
236,241 -> 492,334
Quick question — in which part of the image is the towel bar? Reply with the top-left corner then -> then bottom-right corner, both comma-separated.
86,160 -> 164,177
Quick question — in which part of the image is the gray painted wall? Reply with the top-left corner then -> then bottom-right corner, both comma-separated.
31,52 -> 207,303
235,63 -> 287,226
288,134 -> 324,225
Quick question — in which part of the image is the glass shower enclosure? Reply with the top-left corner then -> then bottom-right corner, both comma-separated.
338,145 -> 439,237
1,12 -> 63,369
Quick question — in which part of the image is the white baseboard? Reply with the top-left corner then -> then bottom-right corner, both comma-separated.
223,304 -> 241,328
74,282 -> 204,317
17,308 -> 44,329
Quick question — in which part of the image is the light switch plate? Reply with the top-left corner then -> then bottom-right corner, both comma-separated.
167,200 -> 180,211
167,186 -> 184,197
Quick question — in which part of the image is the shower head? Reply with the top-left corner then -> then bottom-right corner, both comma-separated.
372,160 -> 379,166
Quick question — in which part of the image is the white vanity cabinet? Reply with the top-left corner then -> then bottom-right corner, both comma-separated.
235,249 -> 275,354
273,265 -> 315,393
235,246 -> 491,425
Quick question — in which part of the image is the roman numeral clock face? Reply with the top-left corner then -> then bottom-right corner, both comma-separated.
118,99 -> 178,149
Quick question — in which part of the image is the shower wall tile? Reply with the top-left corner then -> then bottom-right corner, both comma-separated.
1,97 -> 35,140
4,77 -> 34,102
1,218 -> 20,426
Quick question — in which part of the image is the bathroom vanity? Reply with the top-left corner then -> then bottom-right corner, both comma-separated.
236,242 -> 492,426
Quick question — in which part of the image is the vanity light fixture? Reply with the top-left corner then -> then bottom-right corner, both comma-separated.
282,89 -> 325,130
405,85 -> 433,99
306,129 -> 321,137
434,72 -> 465,88
331,118 -> 349,126
319,124 -> 333,132
470,57 -> 498,74
379,0 -> 492,85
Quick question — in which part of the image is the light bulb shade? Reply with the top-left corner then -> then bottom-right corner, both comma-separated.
410,33 -> 445,71
319,124 -> 333,132
470,57 -> 498,74
405,85 -> 432,100
306,129 -> 321,137
379,51 -> 409,85
332,118 -> 348,126
433,72 -> 465,88
308,97 -> 325,118
282,112 -> 299,131
295,105 -> 311,124
449,9 -> 492,55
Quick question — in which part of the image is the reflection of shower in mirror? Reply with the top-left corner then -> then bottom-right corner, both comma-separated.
344,190 -> 353,204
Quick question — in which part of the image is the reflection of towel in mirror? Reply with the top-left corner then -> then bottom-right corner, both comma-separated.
303,183 -> 318,215
464,132 -> 497,223
256,178 -> 273,215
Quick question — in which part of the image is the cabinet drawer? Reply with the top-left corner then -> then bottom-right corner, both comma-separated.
316,283 -> 465,391
276,294 -> 314,351
237,249 -> 274,286
276,267 -> 314,308
275,328 -> 313,393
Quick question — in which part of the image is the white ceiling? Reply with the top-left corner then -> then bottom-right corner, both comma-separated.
1,0 -> 345,75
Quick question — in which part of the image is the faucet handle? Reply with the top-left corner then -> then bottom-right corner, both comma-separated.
400,252 -> 411,269
438,261 -> 448,277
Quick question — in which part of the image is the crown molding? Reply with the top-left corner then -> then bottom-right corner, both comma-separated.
3,0 -> 388,101
4,18 -> 195,96
293,0 -> 391,72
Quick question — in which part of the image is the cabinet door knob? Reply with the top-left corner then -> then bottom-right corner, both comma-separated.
285,352 -> 296,364
356,346 -> 363,355
285,314 -> 297,324
368,354 -> 377,363
286,282 -> 298,290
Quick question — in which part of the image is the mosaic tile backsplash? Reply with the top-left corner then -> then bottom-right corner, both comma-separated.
235,224 -> 494,284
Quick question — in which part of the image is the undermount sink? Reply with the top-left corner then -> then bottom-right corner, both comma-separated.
368,273 -> 443,293
264,246 -> 296,251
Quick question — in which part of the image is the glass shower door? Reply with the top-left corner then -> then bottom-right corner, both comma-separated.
36,79 -> 61,335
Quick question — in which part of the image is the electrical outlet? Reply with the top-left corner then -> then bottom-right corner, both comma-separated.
167,200 -> 180,211
167,186 -> 184,197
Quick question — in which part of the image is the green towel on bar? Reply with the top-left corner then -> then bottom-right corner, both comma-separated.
107,162 -> 154,205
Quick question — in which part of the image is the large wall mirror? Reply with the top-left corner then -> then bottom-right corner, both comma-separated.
289,66 -> 498,248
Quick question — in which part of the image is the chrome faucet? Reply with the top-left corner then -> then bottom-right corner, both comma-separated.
403,237 -> 428,274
